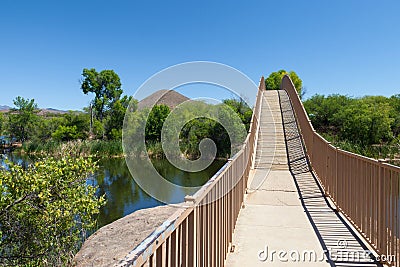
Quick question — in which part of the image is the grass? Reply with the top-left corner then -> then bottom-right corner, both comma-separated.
145,141 -> 165,158
20,139 -> 232,160
21,139 -> 124,158
321,132 -> 400,164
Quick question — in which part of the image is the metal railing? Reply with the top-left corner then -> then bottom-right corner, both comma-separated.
281,75 -> 400,266
118,77 -> 265,267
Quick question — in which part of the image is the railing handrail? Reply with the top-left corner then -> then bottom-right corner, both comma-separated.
118,77 -> 265,267
281,74 -> 400,267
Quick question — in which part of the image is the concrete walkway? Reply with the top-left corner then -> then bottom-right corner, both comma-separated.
225,91 -> 381,266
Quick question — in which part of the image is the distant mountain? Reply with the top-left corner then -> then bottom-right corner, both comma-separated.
0,105 -> 11,111
138,90 -> 190,110
37,108 -> 69,115
0,105 -> 70,115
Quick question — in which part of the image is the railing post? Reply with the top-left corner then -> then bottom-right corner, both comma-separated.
334,147 -> 338,204
184,196 -> 196,267
310,132 -> 315,169
376,160 -> 381,247
325,142 -> 330,194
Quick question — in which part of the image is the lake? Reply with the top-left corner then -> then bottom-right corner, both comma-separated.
0,154 -> 226,229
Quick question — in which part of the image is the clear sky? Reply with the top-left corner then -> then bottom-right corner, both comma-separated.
1,0 -> 399,110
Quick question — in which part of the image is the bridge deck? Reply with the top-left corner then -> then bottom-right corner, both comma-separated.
225,90 -> 382,266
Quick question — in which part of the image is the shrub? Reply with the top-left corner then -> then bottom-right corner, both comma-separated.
0,156 -> 106,266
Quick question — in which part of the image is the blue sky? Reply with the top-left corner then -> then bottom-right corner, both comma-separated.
0,0 -> 399,110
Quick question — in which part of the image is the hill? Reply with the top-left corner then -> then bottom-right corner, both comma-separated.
0,105 -> 11,110
37,108 -> 69,115
137,90 -> 189,110
0,106 -> 69,115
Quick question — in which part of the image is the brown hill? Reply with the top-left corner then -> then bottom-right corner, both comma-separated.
37,108 -> 69,115
0,108 -> 70,115
137,90 -> 189,110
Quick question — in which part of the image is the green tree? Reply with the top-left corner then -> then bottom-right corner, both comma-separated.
389,94 -> 400,136
123,108 -> 148,155
60,112 -> 90,140
180,117 -> 221,158
80,68 -> 123,122
303,94 -> 354,132
309,95 -> 393,146
222,98 -> 252,130
92,119 -> 105,139
0,113 -> 4,134
334,98 -> 393,146
265,70 -> 303,97
303,93 -> 400,160
0,156 -> 106,266
7,96 -> 38,142
168,101 -> 246,159
105,95 -> 135,140
145,104 -> 171,142
32,116 -> 65,142
52,125 -> 80,141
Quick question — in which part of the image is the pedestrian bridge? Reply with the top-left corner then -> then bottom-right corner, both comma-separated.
118,76 -> 399,267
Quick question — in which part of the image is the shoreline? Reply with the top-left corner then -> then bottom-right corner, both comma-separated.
14,139 -> 230,160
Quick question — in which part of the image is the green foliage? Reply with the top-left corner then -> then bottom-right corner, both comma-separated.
7,96 -> 38,142
81,68 -> 123,122
145,105 -> 171,142
124,99 -> 251,159
92,118 -> 105,139
304,93 -> 400,161
0,156 -> 106,266
109,128 -> 122,140
22,140 -> 123,158
303,94 -> 354,132
145,141 -> 164,158
166,101 -> 247,159
222,98 -> 252,130
52,125 -> 80,141
105,95 -> 135,140
33,116 -> 66,142
265,70 -> 303,97
80,68 -> 134,140
88,140 -> 123,156
63,112 -> 90,138
50,112 -> 90,141
322,133 -> 399,160
336,96 -> 393,145
122,107 -> 148,155
389,94 -> 400,136
23,140 -> 61,155
0,113 -> 4,134
179,117 -> 231,159
3,69 -> 133,155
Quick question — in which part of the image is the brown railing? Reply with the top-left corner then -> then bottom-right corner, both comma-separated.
282,75 -> 400,266
117,77 -> 265,267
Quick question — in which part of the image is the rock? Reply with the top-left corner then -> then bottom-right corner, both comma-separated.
73,205 -> 182,267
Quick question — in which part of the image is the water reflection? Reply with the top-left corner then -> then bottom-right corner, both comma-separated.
94,157 -> 225,227
1,153 -> 32,169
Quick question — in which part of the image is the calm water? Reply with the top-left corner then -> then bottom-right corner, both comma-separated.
0,154 -> 226,228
